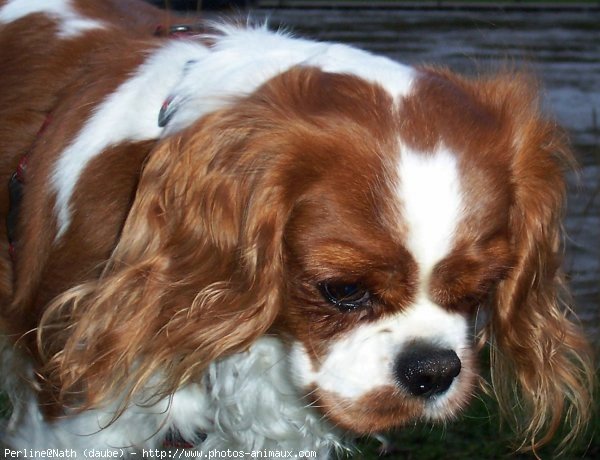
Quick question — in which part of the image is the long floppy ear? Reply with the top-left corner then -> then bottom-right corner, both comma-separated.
37,107 -> 288,411
483,75 -> 595,452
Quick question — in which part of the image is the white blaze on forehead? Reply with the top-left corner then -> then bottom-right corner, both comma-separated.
396,145 -> 464,278
0,0 -> 104,38
289,144 -> 470,406
290,298 -> 469,400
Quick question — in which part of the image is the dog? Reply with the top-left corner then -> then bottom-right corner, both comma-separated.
0,0 -> 594,456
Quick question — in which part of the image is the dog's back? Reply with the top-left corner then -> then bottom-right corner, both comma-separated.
0,0 -> 176,332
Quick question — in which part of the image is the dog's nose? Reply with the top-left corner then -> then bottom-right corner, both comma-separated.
394,342 -> 461,398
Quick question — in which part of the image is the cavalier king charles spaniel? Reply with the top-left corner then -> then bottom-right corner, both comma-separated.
0,0 -> 594,456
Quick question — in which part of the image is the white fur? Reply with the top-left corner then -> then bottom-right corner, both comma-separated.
290,298 -> 469,403
50,24 -> 416,238
397,144 -> 464,277
0,0 -> 104,38
51,40 -> 212,238
1,339 -> 174,453
161,24 -> 416,135
1,337 -> 345,457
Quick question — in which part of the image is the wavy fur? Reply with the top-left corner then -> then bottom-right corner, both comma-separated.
482,74 -> 595,453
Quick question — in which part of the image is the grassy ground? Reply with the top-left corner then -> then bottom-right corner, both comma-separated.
0,392 -> 10,421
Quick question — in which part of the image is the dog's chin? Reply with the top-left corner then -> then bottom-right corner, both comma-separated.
307,383 -> 474,434
311,386 -> 423,433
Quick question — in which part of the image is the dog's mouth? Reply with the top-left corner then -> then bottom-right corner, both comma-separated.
296,344 -> 477,434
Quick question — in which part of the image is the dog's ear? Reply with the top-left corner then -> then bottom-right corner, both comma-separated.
37,107 -> 290,411
481,74 -> 594,452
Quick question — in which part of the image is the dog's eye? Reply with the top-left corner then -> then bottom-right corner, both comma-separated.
318,281 -> 371,312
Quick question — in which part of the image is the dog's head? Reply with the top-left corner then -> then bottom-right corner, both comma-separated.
40,65 -> 593,450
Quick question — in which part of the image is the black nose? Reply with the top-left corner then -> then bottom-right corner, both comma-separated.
394,342 -> 461,398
